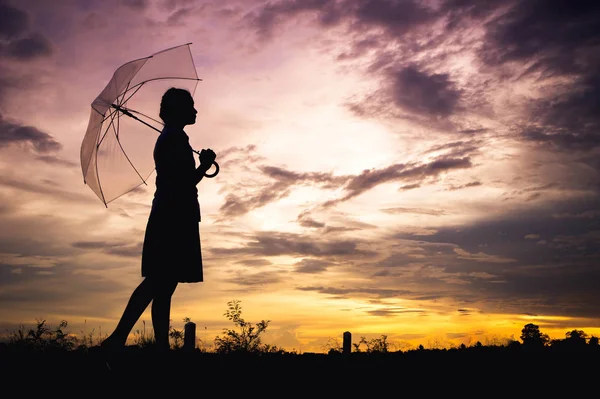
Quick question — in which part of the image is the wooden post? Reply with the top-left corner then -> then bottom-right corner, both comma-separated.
184,321 -> 196,351
343,331 -> 351,354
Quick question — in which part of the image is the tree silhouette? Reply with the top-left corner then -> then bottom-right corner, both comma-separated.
520,323 -> 550,348
563,329 -> 588,349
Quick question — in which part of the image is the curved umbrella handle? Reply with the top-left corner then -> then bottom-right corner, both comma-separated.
205,161 -> 219,178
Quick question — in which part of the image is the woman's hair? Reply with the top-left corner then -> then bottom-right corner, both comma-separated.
159,87 -> 192,124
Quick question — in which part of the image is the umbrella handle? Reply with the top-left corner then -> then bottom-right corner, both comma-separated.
204,161 -> 219,178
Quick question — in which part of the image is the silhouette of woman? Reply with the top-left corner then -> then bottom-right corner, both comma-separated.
102,87 -> 216,354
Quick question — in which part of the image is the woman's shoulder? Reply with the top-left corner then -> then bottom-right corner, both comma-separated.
157,127 -> 179,145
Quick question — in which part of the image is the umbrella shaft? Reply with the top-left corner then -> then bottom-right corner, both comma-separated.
112,104 -> 200,155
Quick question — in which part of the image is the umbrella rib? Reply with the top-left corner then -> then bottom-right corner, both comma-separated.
95,112 -> 121,207
114,81 -> 151,187
121,77 -> 202,99
82,107 -> 105,185
98,106 -> 119,147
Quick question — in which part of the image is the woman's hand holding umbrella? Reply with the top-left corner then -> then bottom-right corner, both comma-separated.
200,148 -> 218,178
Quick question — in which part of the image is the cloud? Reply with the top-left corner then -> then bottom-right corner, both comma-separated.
34,155 -> 77,167
471,1 -> 600,154
294,258 -> 334,274
0,114 -> 61,153
328,155 -> 473,205
5,33 -> 53,60
247,0 -> 437,40
447,181 -> 482,191
297,211 -> 326,229
479,0 -> 600,76
366,307 -> 426,317
423,140 -> 483,158
71,240 -> 142,258
221,269 -> 285,288
246,0 -> 344,39
386,201 -> 600,317
352,0 -> 436,35
389,66 -> 463,118
217,163 -> 351,220
0,176 -> 92,204
218,152 -> 474,218
381,207 -> 446,216
120,0 -> 150,10
297,285 -> 415,300
453,247 -> 517,263
209,231 -> 378,259
0,2 -> 29,40
235,258 -> 273,267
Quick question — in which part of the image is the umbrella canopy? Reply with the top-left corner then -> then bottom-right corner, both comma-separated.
81,43 -> 203,207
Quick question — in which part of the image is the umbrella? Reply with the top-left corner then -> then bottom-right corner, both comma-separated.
80,43 -> 219,207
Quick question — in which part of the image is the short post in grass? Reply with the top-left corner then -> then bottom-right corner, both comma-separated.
343,331 -> 351,355
184,321 -> 196,352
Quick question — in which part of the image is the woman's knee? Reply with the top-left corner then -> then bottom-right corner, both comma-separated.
146,277 -> 178,296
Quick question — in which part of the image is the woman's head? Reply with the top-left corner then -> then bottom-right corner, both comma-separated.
159,87 -> 197,127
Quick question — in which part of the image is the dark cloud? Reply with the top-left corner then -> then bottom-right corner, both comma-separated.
467,0 -> 600,153
352,0 -> 435,35
297,211 -> 326,228
390,66 -> 463,118
520,78 -> 600,151
248,0 -> 436,40
294,258 -> 334,274
120,0 -> 150,10
0,114 -> 61,153
328,156 -> 473,205
71,240 -> 142,258
0,3 -> 29,39
247,0 -> 342,38
221,270 -> 284,288
35,155 -> 77,167
399,183 -> 420,190
218,154 -> 474,217
423,140 -> 483,158
388,200 -> 600,318
223,154 -> 476,222
381,207 -> 446,216
297,285 -> 414,300
166,6 -> 196,26
235,258 -> 273,267
248,0 -> 600,155
219,193 -> 251,218
0,175 -> 92,203
442,0 -> 509,16
479,0 -> 600,76
217,165 -> 350,220
71,241 -> 108,250
366,307 -> 426,317
6,32 -> 53,60
447,181 -> 482,191
210,231 -> 378,259
247,1 -> 462,124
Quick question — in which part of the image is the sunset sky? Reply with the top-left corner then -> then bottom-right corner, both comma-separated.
1,0 -> 600,353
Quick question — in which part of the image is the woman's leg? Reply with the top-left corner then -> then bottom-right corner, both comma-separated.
104,278 -> 155,347
151,280 -> 178,350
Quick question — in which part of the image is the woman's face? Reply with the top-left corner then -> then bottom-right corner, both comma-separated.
181,95 -> 198,126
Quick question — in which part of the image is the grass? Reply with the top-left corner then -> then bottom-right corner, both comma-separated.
1,319 -> 598,395
2,311 -> 599,395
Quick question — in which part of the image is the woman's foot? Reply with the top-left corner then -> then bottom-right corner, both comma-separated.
100,335 -> 126,371
101,335 -> 126,352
